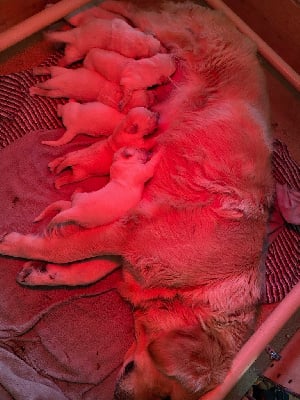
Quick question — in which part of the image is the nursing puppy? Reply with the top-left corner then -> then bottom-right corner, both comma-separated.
35,147 -> 160,229
48,106 -> 159,188
30,66 -> 155,111
45,17 -> 162,66
84,48 -> 176,91
0,1 -> 273,399
30,66 -> 123,106
84,48 -> 176,108
42,100 -> 124,147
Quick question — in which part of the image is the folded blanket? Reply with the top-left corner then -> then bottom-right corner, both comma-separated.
0,129 -> 133,399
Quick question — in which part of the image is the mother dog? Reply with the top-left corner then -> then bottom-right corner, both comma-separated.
0,1 -> 273,399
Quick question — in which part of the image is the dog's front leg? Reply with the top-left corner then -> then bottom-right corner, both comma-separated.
0,221 -> 126,264
17,256 -> 121,287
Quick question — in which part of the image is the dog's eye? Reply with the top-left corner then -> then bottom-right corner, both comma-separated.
161,396 -> 171,400
124,360 -> 135,375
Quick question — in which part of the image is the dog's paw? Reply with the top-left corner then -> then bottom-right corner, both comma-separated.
0,231 -> 24,255
17,261 -> 58,286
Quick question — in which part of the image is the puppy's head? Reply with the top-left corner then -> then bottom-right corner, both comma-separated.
123,107 -> 159,136
114,147 -> 151,164
114,324 -> 234,400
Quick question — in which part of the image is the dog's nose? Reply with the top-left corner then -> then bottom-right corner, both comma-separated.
124,360 -> 135,376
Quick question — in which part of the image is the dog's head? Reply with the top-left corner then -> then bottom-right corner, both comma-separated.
114,323 -> 235,400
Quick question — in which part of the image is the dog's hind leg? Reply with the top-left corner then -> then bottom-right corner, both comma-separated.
17,256 -> 121,287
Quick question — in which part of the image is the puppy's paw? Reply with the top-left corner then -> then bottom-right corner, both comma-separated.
17,261 -> 57,286
48,153 -> 81,174
34,200 -> 72,223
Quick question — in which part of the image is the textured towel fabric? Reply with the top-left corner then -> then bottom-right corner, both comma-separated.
0,58 -> 299,399
264,140 -> 300,303
0,127 -> 133,400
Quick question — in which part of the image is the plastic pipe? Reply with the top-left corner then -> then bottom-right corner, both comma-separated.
205,0 -> 300,91
0,0 -> 93,52
201,281 -> 300,400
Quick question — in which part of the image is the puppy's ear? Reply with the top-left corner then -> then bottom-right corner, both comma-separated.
148,325 -> 234,394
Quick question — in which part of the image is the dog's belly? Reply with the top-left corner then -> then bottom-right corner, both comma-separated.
122,205 -> 266,292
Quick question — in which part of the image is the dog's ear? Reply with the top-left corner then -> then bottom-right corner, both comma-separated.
148,325 -> 233,394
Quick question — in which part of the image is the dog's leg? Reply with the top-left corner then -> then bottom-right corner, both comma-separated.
17,256 -> 121,286
0,221 -> 125,263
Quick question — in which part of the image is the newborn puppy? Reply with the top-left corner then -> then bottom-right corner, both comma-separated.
48,107 -> 159,188
121,53 -> 176,90
30,66 -> 122,107
30,66 -> 155,111
36,148 -> 161,229
45,18 -> 162,66
83,48 -> 129,83
84,48 -> 176,109
42,101 -> 124,147
84,49 -> 175,89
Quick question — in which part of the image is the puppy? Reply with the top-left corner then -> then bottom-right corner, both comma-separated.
35,147 -> 161,229
30,66 -> 156,111
47,106 -> 159,187
84,48 -> 176,90
42,100 -> 124,146
0,1 -> 273,399
30,66 -> 123,107
45,18 -> 162,66
84,48 -> 175,109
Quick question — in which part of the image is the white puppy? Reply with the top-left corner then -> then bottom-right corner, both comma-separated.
30,66 -> 122,107
83,49 -> 176,109
35,147 -> 161,229
84,49 -> 176,90
30,66 -> 156,111
47,106 -> 159,188
45,18 -> 162,66
42,101 -> 124,147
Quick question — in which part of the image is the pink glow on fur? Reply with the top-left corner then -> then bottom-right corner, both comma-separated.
0,1 -> 274,399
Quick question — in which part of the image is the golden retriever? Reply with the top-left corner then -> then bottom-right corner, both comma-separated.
0,1 -> 273,399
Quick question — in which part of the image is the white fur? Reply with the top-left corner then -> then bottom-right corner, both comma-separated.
47,106 -> 158,188
37,148 -> 161,229
42,101 -> 124,147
